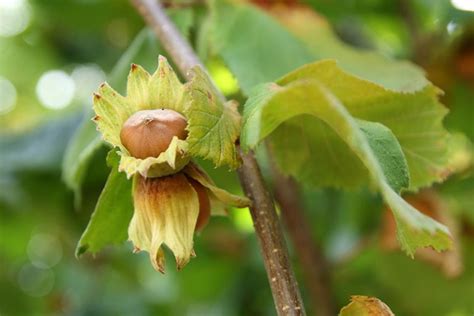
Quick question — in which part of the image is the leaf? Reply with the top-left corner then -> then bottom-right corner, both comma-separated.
357,120 -> 410,193
278,60 -> 452,190
209,1 -> 454,188
208,1 -> 428,95
271,5 -> 429,92
61,116 -> 102,205
76,151 -> 133,256
339,296 -> 394,316
208,0 -> 313,95
0,115 -> 80,173
242,60 -> 452,255
184,66 -> 241,169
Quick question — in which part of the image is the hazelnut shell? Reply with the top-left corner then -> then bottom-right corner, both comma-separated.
120,109 -> 188,159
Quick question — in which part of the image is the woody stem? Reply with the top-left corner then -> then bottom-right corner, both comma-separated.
130,0 -> 306,315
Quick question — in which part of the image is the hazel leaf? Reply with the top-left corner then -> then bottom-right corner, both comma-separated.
272,5 -> 429,92
184,66 -> 241,169
76,151 -> 133,256
62,118 -> 102,207
241,60 -> 453,255
209,1 -> 313,95
277,60 -> 453,190
209,1 -> 428,95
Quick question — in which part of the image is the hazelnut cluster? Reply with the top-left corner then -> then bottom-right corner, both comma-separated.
89,56 -> 248,272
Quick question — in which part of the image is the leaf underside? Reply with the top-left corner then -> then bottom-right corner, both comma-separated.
241,60 -> 453,256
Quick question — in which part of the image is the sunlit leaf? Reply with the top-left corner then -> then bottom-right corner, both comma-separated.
242,60 -> 453,255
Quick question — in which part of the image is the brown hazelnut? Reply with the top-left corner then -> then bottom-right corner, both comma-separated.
120,109 -> 188,159
188,178 -> 211,231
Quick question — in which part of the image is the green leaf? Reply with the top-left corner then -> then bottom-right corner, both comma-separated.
357,120 -> 410,193
277,61 -> 452,190
208,1 -> 313,95
208,2 -> 428,95
76,151 -> 133,256
184,66 -> 241,169
272,6 -> 428,92
339,296 -> 394,316
210,2 -> 454,188
242,60 -> 452,255
62,117 -> 102,206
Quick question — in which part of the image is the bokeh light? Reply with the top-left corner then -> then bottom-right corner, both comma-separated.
451,0 -> 474,12
71,64 -> 106,105
27,233 -> 63,269
17,264 -> 55,297
0,0 -> 31,37
36,70 -> 76,110
447,22 -> 459,34
0,76 -> 17,114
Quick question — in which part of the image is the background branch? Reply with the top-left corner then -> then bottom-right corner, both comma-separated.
271,168 -> 336,316
130,0 -> 306,314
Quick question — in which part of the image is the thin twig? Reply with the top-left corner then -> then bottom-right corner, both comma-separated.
129,0 -> 306,315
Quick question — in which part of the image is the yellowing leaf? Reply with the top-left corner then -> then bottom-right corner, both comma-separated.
339,296 -> 394,316
278,60 -> 453,190
242,60 -> 453,255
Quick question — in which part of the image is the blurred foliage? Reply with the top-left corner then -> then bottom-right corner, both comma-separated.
0,0 -> 473,315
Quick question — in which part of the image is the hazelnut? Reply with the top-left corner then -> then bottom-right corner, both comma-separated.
120,109 -> 188,159
188,178 -> 211,231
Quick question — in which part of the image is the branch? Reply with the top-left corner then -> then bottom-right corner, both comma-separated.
130,0 -> 306,314
271,170 -> 335,316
